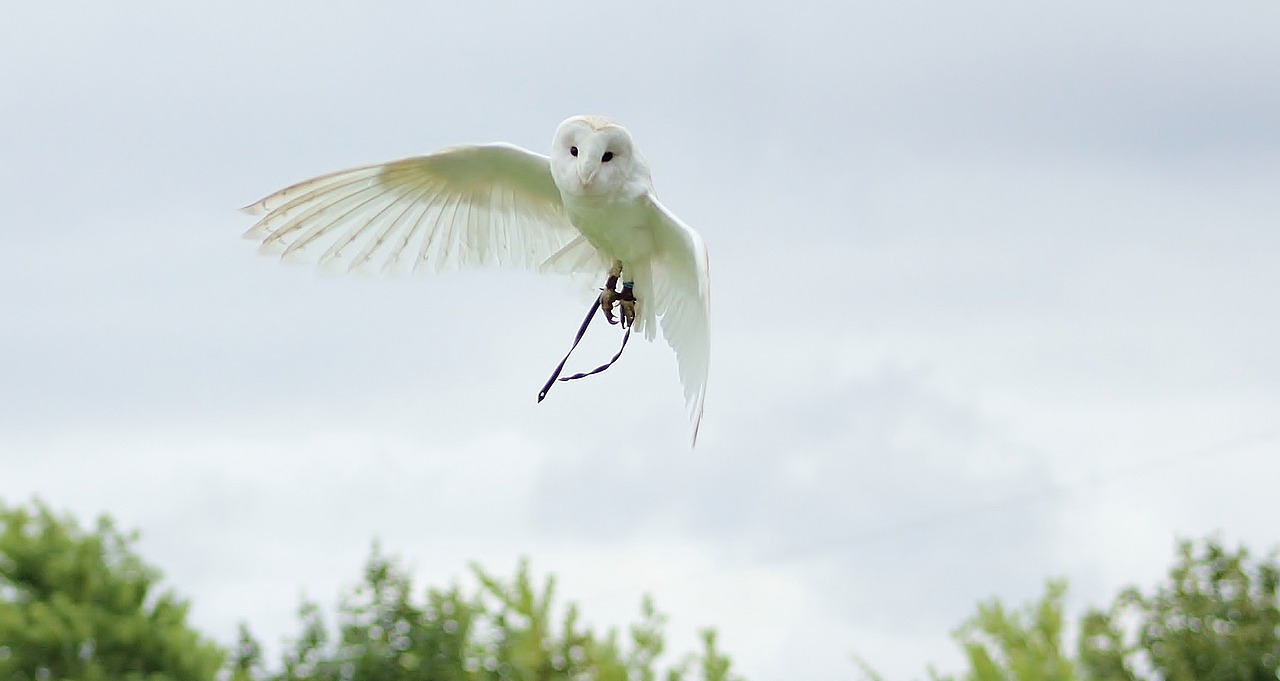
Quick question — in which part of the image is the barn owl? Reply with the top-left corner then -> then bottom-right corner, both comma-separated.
242,115 -> 710,445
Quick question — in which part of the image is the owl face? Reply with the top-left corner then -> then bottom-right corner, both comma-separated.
550,115 -> 649,198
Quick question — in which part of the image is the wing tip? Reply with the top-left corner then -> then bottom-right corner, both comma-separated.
241,223 -> 269,241
687,395 -> 706,448
240,200 -> 269,217
256,239 -> 286,257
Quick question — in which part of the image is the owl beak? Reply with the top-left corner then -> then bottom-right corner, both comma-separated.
578,166 -> 597,188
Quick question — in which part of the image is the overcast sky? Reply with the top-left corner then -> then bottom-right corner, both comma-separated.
2,2 -> 1278,679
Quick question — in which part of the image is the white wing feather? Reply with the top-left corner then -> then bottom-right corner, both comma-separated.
242,143 -> 580,275
243,140 -> 709,445
644,195 -> 711,445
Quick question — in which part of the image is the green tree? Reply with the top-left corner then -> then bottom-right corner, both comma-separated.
257,546 -> 742,681
0,498 -> 226,681
923,580 -> 1079,681
1080,539 -> 1280,681
866,538 -> 1280,681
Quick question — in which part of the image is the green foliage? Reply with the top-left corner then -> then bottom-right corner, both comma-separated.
691,629 -> 739,681
0,498 -> 225,681
7,499 -> 1275,681
871,538 -> 1280,681
1079,538 -> 1280,681
230,623 -> 266,681
0,501 -> 739,681
256,546 -> 741,681
930,580 -> 1079,681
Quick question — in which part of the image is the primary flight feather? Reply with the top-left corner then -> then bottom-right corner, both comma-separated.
242,115 -> 711,445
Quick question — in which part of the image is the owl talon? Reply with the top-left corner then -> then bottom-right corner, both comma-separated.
599,288 -> 620,325
617,288 -> 636,328
598,272 -> 636,327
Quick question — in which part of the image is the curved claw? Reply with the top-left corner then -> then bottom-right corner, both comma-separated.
599,288 -> 620,325
617,287 -> 636,328
599,264 -> 631,326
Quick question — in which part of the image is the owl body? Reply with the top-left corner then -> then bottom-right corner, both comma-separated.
242,115 -> 710,444
562,192 -> 659,268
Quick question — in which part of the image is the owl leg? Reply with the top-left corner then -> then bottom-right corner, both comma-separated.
617,282 -> 636,328
599,260 -> 635,327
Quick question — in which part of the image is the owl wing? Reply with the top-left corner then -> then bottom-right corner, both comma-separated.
242,143 -> 581,275
643,194 -> 712,446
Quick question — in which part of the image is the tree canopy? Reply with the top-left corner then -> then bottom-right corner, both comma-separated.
1,499 -> 739,681
1080,539 -> 1280,681
5,498 -> 1278,681
869,538 -> 1280,681
0,499 -> 225,681
242,547 -> 741,681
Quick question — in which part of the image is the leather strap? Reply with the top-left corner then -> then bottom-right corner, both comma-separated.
537,298 -> 631,402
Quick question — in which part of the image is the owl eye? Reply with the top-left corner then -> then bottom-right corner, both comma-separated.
569,146 -> 578,157
601,151 -> 614,162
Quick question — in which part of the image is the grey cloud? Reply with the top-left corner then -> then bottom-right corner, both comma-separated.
532,367 -> 1058,629
3,2 -> 1279,679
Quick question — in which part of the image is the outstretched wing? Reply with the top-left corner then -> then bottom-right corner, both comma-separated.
242,143 -> 580,275
644,194 -> 711,446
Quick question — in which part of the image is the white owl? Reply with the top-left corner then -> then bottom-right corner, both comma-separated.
243,116 -> 710,445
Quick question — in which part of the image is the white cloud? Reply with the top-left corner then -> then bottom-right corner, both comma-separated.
2,2 -> 1279,680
